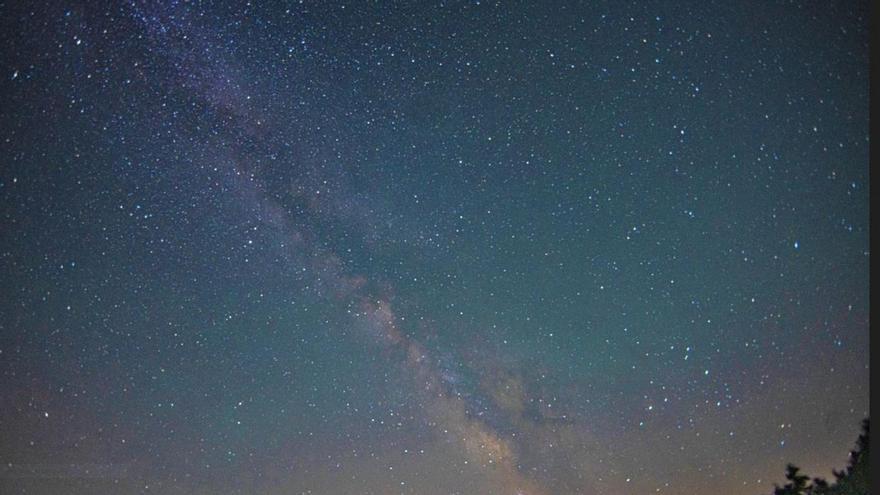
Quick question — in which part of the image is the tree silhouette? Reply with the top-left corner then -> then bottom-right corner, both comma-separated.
828,418 -> 869,494
768,418 -> 869,495
773,464 -> 810,495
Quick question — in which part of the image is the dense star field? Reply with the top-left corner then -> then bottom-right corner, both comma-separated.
0,1 -> 869,494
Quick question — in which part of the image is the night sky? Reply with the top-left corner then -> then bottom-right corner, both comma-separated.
0,1 -> 870,494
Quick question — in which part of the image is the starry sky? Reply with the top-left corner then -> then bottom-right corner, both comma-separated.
0,1 -> 870,494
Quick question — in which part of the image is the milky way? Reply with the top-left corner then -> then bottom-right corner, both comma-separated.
0,2 -> 869,494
